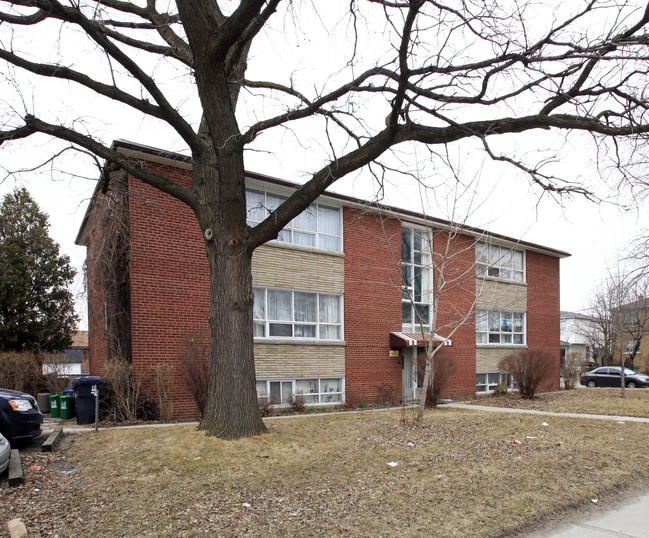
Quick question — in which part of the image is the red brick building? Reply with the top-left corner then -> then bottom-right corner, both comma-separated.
77,141 -> 567,419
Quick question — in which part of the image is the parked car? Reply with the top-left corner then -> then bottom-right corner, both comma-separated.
580,367 -> 649,388
0,388 -> 43,444
0,433 -> 10,474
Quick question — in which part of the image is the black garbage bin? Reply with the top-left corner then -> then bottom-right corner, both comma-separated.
72,377 -> 108,425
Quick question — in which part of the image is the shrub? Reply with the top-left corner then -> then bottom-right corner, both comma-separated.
103,357 -> 151,422
498,350 -> 555,399
492,381 -> 509,397
289,392 -> 307,413
150,364 -> 173,421
258,396 -> 275,417
417,353 -> 457,407
0,352 -> 41,395
563,352 -> 583,390
178,334 -> 210,418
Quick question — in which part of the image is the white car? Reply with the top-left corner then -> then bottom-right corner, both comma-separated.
0,433 -> 10,474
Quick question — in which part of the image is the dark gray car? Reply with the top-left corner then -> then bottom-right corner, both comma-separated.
580,367 -> 649,388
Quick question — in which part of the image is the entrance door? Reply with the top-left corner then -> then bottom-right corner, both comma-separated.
402,348 -> 419,400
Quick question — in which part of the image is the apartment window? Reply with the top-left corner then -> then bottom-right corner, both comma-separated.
253,288 -> 342,340
476,372 -> 513,393
476,309 -> 525,344
256,378 -> 344,405
401,226 -> 432,331
246,189 -> 341,251
476,243 -> 524,282
624,339 -> 639,354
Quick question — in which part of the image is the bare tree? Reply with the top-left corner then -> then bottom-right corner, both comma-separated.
3,1 -> 649,438
586,269 -> 649,397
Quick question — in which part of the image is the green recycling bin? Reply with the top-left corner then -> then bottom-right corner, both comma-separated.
59,393 -> 75,419
49,393 -> 61,418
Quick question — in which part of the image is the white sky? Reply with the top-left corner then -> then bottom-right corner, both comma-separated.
1,0 -> 647,329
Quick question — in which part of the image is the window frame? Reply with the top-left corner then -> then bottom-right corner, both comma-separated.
401,225 -> 433,332
476,372 -> 513,393
476,309 -> 526,345
246,189 -> 342,252
256,377 -> 345,406
476,242 -> 525,283
253,287 -> 343,341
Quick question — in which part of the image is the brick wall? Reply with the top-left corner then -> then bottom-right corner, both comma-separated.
432,231 -> 477,399
526,251 -> 561,389
343,208 -> 403,404
127,163 -> 209,419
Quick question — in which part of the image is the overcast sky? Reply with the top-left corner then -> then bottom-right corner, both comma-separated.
1,0 -> 647,329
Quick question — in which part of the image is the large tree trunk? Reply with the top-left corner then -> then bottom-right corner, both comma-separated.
199,236 -> 267,439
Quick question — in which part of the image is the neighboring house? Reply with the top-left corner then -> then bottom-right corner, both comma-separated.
76,140 -> 567,419
612,297 -> 649,373
560,311 -> 599,366
42,331 -> 90,377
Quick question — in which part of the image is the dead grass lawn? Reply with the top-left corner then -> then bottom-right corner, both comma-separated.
2,405 -> 649,537
470,387 -> 649,417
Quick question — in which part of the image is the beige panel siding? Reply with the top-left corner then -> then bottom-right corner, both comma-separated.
476,279 -> 527,311
254,343 -> 345,379
252,245 -> 344,293
476,348 -> 522,373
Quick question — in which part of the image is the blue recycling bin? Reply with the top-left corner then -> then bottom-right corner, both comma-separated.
72,377 -> 108,425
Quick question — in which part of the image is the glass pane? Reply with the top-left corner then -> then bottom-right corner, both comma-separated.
513,270 -> 524,282
476,374 -> 486,384
415,303 -> 429,326
488,311 -> 500,332
476,243 -> 487,265
318,205 -> 340,235
295,324 -> 316,338
253,288 -> 265,319
269,323 -> 292,337
489,245 -> 501,266
502,249 -> 512,270
488,373 -> 500,383
318,235 -> 340,251
282,381 -> 292,404
296,379 -> 318,394
254,322 -> 265,337
512,251 -> 523,270
402,264 -> 412,287
266,193 -> 287,212
294,292 -> 316,322
414,266 -> 422,301
277,229 -> 291,242
488,333 -> 500,343
487,267 -> 500,277
322,378 -> 340,392
320,324 -> 340,340
269,382 -> 281,404
513,313 -> 524,332
319,295 -> 340,323
513,334 -> 523,344
501,312 -> 512,332
413,231 -> 422,252
402,302 -> 412,324
501,334 -> 512,343
293,231 -> 316,247
292,205 -> 317,231
268,290 -> 292,320
476,333 -> 487,344
246,190 -> 266,223
256,381 -> 267,398
476,310 -> 488,331
401,228 -> 412,262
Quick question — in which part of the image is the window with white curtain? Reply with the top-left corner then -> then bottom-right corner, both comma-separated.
254,287 -> 342,340
246,189 -> 341,251
476,243 -> 524,282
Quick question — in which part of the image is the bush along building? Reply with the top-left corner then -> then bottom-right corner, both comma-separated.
76,140 -> 568,419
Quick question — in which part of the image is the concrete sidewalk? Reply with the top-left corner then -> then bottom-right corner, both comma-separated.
524,490 -> 649,537
442,402 -> 649,537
